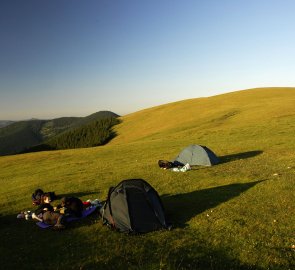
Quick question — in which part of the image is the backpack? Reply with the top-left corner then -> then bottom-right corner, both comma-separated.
158,160 -> 174,169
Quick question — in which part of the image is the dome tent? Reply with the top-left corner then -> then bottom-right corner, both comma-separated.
100,179 -> 169,233
174,144 -> 219,166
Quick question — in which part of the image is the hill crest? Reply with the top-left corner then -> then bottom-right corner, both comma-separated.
111,87 -> 295,144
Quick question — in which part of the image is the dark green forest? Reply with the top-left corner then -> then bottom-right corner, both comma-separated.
0,120 -> 45,155
0,111 -> 119,156
25,117 -> 120,152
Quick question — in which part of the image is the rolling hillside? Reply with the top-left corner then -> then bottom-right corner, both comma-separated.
0,111 -> 119,156
0,88 -> 294,270
111,87 -> 295,145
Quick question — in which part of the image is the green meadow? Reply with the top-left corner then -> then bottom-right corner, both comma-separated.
0,88 -> 294,269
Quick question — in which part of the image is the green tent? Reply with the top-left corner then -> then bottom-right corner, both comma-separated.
174,145 -> 219,166
100,179 -> 170,233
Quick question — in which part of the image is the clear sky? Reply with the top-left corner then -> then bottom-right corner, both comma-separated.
1,0 -> 295,120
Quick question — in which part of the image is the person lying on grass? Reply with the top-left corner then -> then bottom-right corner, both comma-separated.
23,196 -> 84,230
33,193 -> 54,216
31,188 -> 56,206
158,160 -> 191,172
33,196 -> 84,229
55,197 -> 84,218
31,193 -> 66,230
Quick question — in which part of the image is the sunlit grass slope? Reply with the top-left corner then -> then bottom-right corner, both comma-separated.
0,87 -> 294,270
112,87 -> 295,145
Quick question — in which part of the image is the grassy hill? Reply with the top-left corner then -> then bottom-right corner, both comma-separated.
111,87 -> 295,145
0,88 -> 294,269
0,111 -> 119,156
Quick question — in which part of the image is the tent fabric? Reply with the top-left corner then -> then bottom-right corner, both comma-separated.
174,144 -> 219,166
101,179 -> 169,234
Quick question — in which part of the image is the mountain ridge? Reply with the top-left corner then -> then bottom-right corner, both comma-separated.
1,87 -> 294,155
0,111 -> 119,156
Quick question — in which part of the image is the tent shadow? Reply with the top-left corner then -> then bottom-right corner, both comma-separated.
162,179 -> 265,228
218,150 -> 263,164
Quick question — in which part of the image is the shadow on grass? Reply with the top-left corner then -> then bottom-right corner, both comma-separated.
0,211 -> 266,270
82,241 -> 265,270
56,191 -> 99,200
0,180 -> 279,270
218,150 -> 263,164
162,180 -> 265,228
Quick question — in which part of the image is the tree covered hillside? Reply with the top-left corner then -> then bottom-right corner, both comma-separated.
0,120 -> 45,155
26,117 -> 120,152
0,121 -> 14,128
0,111 -> 119,156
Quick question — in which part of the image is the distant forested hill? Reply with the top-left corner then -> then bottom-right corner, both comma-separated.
0,121 -> 14,128
25,117 -> 120,152
0,120 -> 45,155
0,111 -> 119,156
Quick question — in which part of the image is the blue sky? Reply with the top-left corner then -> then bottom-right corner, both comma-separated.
1,0 -> 295,120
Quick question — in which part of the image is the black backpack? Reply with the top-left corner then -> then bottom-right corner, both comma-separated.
158,160 -> 174,169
